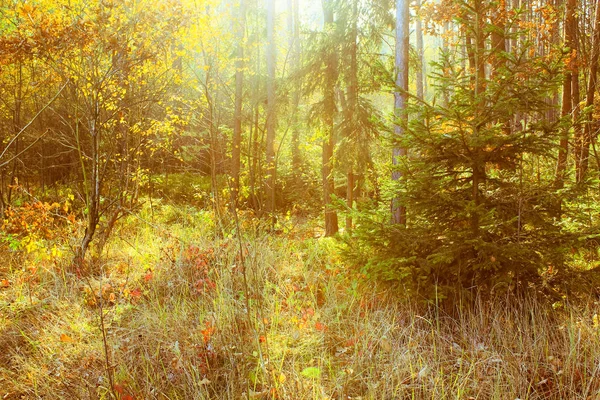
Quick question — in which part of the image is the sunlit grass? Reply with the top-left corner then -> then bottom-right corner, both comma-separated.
2,204 -> 600,399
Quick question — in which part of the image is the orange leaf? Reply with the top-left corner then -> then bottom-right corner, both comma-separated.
201,321 -> 215,344
143,271 -> 153,282
60,333 -> 75,343
0,279 -> 9,288
130,288 -> 142,299
315,321 -> 328,332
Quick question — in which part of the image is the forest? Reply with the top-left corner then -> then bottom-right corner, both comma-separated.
3,0 -> 600,398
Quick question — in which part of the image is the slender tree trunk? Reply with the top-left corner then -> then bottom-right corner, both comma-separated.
392,0 -> 409,225
346,0 -> 359,233
556,0 -> 577,190
510,0 -> 519,53
250,105 -> 260,210
470,0 -> 487,235
323,0 -> 338,236
572,4 -> 582,179
491,0 -> 511,136
289,0 -> 302,176
415,0 -> 426,99
249,14 -> 261,211
346,167 -> 354,234
8,62 -> 23,204
491,2 -> 506,77
442,21 -> 450,106
77,104 -> 100,264
578,0 -> 600,181
548,0 -> 561,123
265,0 -> 277,215
231,0 -> 246,207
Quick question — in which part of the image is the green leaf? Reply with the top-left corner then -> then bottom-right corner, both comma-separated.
301,367 -> 321,379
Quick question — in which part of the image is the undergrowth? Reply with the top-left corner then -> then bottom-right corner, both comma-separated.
1,202 -> 600,399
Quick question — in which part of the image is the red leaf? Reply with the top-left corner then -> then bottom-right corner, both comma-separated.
143,271 -> 153,282
315,321 -> 328,332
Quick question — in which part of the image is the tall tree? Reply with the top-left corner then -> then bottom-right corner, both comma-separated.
231,0 -> 246,208
345,0 -> 359,233
555,0 -> 577,191
577,0 -> 600,182
415,0 -> 426,100
265,0 -> 276,214
322,0 -> 339,236
392,0 -> 410,225
289,0 -> 302,176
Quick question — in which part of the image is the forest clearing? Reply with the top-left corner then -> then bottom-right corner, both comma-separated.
3,0 -> 600,398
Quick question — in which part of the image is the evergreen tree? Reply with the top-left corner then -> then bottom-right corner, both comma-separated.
346,1 -> 600,297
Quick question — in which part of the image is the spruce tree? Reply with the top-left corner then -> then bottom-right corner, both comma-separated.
346,2 -> 600,297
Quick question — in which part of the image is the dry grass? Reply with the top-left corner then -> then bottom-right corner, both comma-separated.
2,203 -> 600,399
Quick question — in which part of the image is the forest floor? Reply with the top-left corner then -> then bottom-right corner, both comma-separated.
2,201 -> 600,399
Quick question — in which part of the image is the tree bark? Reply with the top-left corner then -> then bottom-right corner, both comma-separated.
231,0 -> 246,208
323,0 -> 338,236
470,0 -> 487,234
265,0 -> 277,215
415,0 -> 426,99
392,0 -> 409,225
346,0 -> 359,233
578,0 -> 600,182
556,0 -> 577,190
289,0 -> 302,176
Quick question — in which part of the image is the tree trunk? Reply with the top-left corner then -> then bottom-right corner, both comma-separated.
345,0 -> 359,233
265,0 -> 276,215
289,0 -> 302,176
392,0 -> 409,225
470,0 -> 487,234
556,0 -> 577,190
415,0 -> 426,99
346,168 -> 354,233
323,0 -> 338,236
578,0 -> 600,182
8,62 -> 23,205
231,0 -> 246,208
76,106 -> 100,265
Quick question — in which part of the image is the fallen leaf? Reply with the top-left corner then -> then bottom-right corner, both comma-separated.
0,279 -> 9,288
